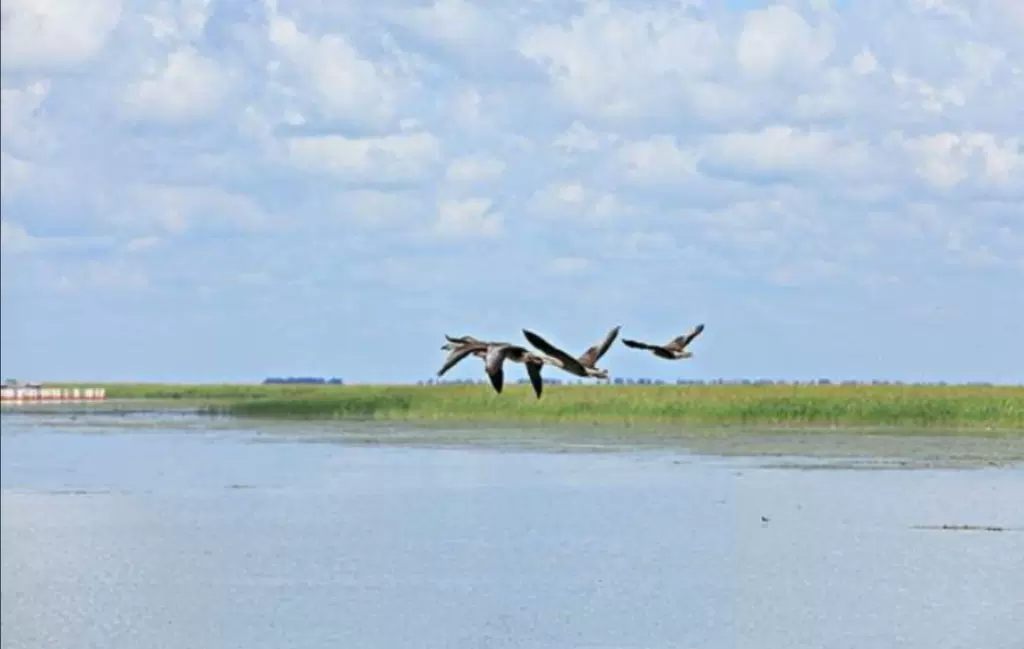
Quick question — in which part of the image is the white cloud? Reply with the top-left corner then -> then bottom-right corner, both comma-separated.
0,220 -> 36,253
612,231 -> 678,261
735,5 -> 833,79
528,181 -> 622,224
909,0 -> 972,23
120,47 -> 231,123
72,259 -> 150,292
124,236 -> 161,253
1,219 -> 113,254
613,135 -> 700,184
0,152 -> 35,198
331,189 -> 423,229
553,120 -> 620,154
554,182 -> 583,204
265,7 -> 406,129
284,132 -> 442,182
905,134 -> 971,188
956,41 -> 1006,86
993,0 -> 1024,26
139,0 -> 213,43
393,0 -> 508,67
851,49 -> 879,76
0,81 -> 53,155
902,132 -> 1023,189
517,2 -> 725,123
110,185 -> 277,235
0,0 -> 122,71
444,153 -> 506,184
548,256 -> 590,276
704,126 -> 873,180
434,197 -> 502,238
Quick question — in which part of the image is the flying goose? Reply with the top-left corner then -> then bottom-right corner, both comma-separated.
520,328 -> 614,379
440,334 -> 485,350
439,335 -> 490,372
437,341 -> 546,398
440,333 -> 483,348
576,325 -> 621,376
621,323 -> 705,360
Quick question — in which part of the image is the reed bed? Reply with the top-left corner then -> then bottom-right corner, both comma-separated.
72,382 -> 1024,431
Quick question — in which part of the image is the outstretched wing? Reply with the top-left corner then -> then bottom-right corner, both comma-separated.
667,323 -> 705,351
521,329 -> 588,375
578,325 -> 621,368
437,343 -> 485,377
622,338 -> 657,351
525,360 -> 544,399
445,334 -> 481,345
484,346 -> 508,394
487,364 -> 504,394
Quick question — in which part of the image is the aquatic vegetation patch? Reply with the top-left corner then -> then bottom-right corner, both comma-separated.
79,382 -> 1024,431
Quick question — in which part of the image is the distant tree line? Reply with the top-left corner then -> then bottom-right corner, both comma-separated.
263,377 -> 344,385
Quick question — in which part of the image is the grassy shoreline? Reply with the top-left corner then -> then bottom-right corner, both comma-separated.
36,382 -> 1024,431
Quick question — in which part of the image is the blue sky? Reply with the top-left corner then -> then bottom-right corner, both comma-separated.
1,0 -> 1022,385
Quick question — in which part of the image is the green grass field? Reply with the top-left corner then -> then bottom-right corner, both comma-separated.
50,382 -> 1024,431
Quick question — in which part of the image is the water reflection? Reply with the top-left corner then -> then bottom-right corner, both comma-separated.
2,412 -> 1023,649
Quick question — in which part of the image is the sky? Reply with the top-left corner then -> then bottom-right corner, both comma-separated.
1,0 -> 1022,385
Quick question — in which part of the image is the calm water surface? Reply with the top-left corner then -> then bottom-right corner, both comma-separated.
2,410 -> 1023,649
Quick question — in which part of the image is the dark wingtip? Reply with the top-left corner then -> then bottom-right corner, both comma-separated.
488,372 -> 504,394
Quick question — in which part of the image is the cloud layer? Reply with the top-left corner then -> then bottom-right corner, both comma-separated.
2,0 -> 1022,383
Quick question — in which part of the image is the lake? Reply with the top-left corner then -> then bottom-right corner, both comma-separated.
2,408 -> 1023,649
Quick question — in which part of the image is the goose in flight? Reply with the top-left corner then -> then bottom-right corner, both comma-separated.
520,327 -> 618,379
621,323 -> 705,360
439,334 -> 497,373
576,325 -> 620,377
440,334 -> 485,350
437,341 -> 546,398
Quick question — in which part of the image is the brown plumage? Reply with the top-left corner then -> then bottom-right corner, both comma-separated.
621,323 -> 705,360
437,341 -> 546,398
440,334 -> 485,350
576,325 -> 621,374
520,327 -> 618,379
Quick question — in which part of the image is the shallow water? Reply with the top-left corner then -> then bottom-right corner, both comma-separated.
2,411 -> 1023,649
